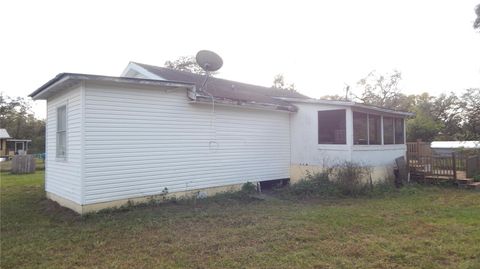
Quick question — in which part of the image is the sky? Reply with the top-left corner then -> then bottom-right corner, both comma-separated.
1,0 -> 479,119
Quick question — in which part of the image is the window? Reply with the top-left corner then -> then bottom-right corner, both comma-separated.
369,114 -> 381,144
318,109 -> 346,144
353,112 -> 368,144
56,105 -> 67,158
395,118 -> 404,144
383,117 -> 394,144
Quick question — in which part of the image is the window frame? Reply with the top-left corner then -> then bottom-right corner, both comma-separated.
318,109 -> 347,145
353,112 -> 368,145
394,118 -> 405,144
352,111 -> 404,146
368,113 -> 382,145
56,104 -> 67,159
383,116 -> 395,145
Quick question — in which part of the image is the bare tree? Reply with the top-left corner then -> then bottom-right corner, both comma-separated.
272,74 -> 296,91
356,70 -> 403,109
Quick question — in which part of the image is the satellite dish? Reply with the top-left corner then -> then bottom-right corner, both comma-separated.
196,50 -> 223,72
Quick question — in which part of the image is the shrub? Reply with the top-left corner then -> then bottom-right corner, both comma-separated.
329,161 -> 373,196
241,182 -> 257,194
278,171 -> 340,198
278,162 -> 397,198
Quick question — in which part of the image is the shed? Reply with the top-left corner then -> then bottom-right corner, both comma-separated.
0,129 -> 32,156
0,129 -> 11,157
431,141 -> 480,156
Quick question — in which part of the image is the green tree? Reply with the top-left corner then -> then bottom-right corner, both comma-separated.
405,93 -> 442,142
0,93 -> 45,153
430,92 -> 462,140
460,88 -> 480,140
164,56 -> 214,75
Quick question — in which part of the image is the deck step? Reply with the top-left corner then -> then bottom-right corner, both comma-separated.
457,178 -> 474,185
467,182 -> 480,189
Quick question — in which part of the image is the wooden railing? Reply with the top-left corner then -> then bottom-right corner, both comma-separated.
406,141 -> 432,158
407,141 -> 480,180
408,153 -> 457,179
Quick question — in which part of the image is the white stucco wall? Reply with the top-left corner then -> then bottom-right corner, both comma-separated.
290,103 -> 353,167
290,102 -> 407,182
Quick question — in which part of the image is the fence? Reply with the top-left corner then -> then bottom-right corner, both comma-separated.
406,141 -> 480,180
466,155 -> 480,178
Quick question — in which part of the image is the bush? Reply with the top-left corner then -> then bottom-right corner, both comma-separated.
241,182 -> 257,194
277,162 -> 397,198
277,171 -> 340,198
329,161 -> 372,196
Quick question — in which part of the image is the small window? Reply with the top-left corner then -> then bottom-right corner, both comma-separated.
395,118 -> 404,144
353,112 -> 368,145
383,117 -> 394,144
56,105 -> 67,158
368,114 -> 382,145
318,110 -> 346,144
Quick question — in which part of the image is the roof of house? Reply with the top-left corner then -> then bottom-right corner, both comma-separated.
132,62 -> 309,109
29,73 -> 195,100
431,141 -> 480,149
0,129 -> 11,139
274,97 -> 414,117
30,63 -> 414,116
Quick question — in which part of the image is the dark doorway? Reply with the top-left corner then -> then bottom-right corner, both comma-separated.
259,178 -> 290,192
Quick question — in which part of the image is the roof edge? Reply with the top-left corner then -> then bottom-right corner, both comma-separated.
193,94 -> 297,112
275,97 -> 414,116
29,73 -> 195,100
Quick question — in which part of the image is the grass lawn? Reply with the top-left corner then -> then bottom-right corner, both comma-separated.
1,172 -> 479,269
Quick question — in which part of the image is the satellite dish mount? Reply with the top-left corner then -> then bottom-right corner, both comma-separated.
195,50 -> 223,91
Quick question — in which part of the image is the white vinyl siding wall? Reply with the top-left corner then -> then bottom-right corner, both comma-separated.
46,85 -> 83,203
83,82 -> 290,204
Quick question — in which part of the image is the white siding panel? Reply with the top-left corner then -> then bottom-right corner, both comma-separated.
46,85 -> 83,204
84,82 -> 290,204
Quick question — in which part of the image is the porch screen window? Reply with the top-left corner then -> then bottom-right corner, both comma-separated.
369,114 -> 381,144
383,117 -> 394,144
56,105 -> 67,158
395,118 -> 404,144
353,112 -> 368,144
318,109 -> 346,144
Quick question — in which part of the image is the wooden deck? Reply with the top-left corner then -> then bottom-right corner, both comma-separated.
407,141 -> 480,189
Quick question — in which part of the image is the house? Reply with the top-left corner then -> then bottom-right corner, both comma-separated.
0,129 -> 32,157
0,129 -> 10,157
431,141 -> 480,156
29,62 -> 413,214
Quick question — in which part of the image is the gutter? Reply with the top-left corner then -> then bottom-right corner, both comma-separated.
29,73 -> 195,100
188,91 -> 297,112
273,97 -> 414,116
